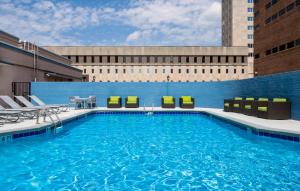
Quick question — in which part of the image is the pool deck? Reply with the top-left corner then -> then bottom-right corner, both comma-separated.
0,107 -> 300,138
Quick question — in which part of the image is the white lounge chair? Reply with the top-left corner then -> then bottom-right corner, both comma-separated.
15,96 -> 60,114
30,95 -> 69,111
0,105 -> 22,123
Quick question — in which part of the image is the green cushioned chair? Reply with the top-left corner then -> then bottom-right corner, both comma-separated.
242,97 -> 257,116
125,96 -> 139,108
232,97 -> 244,113
179,96 -> 195,109
257,98 -> 291,119
107,96 -> 122,108
162,96 -> 175,108
224,99 -> 234,112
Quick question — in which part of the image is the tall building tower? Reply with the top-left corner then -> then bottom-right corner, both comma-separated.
254,0 -> 300,76
222,0 -> 254,78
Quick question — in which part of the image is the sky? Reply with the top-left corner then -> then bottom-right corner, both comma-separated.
0,0 -> 221,46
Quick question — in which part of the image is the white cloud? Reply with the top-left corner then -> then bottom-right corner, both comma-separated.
0,0 -> 222,45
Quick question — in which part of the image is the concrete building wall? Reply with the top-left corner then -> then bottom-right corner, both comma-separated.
222,0 -> 254,77
45,46 -> 249,82
0,31 -> 83,96
254,0 -> 300,76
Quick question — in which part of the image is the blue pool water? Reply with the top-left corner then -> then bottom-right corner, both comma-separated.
1,113 -> 300,190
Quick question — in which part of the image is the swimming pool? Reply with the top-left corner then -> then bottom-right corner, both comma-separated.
1,112 -> 300,190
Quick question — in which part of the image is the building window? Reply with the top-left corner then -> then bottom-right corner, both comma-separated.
83,56 -> 87,63
265,2 -> 271,10
115,69 -> 118,73
138,56 -> 142,63
131,57 -> 134,63
279,44 -> 286,51
247,17 -> 253,21
178,56 -> 182,63
266,49 -> 271,55
255,54 -> 260,59
248,43 -> 253,48
178,69 -> 181,73
226,68 -> 229,74
210,56 -> 213,63
296,38 -> 300,46
248,26 -> 254,30
107,69 -> 110,73
76,56 -> 79,63
186,57 -> 189,63
171,69 -> 173,73
99,69 -> 102,73
218,69 -> 221,74
107,56 -> 110,63
248,52 -> 254,57
163,69 -> 165,74
265,17 -> 271,24
186,69 -> 189,73
210,69 -> 213,74
248,34 -> 253,39
202,69 -> 205,74
272,13 -> 278,21
226,56 -> 229,63
155,69 -> 157,73
233,56 -> 237,63
170,56 -> 174,63
287,41 -> 295,49
272,47 -> 278,54
115,56 -> 118,63
194,57 -> 197,63
287,3 -> 295,12
99,56 -> 102,63
154,56 -> 158,63
147,56 -> 150,63
234,69 -> 237,74
91,56 -> 95,63
194,69 -> 197,74
241,56 -> 245,63
242,69 -> 245,74
83,69 -> 86,73
248,0 -> 253,3
162,57 -> 166,63
123,69 -> 126,73
248,8 -> 253,12
278,8 -> 286,16
91,69 -> 94,73
218,56 -> 221,63
202,57 -> 205,63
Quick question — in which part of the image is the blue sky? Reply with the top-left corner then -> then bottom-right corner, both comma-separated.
0,0 -> 221,46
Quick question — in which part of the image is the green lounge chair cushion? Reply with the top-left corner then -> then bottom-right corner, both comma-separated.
234,97 -> 243,100
258,98 -> 268,101
127,96 -> 137,104
109,96 -> 120,104
163,96 -> 174,104
224,103 -> 230,107
246,98 -> 255,101
273,98 -> 287,102
245,105 -> 251,109
181,96 -> 193,104
233,104 -> 240,108
258,107 -> 268,112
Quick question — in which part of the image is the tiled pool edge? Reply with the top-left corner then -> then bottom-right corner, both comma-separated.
1,109 -> 300,144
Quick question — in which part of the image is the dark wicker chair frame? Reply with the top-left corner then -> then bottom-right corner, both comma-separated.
161,97 -> 175,108
179,97 -> 195,109
257,101 -> 291,120
224,99 -> 234,112
125,97 -> 139,108
107,97 -> 122,108
232,99 -> 244,113
242,100 -> 258,116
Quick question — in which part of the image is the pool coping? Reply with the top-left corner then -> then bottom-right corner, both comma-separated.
1,108 -> 300,143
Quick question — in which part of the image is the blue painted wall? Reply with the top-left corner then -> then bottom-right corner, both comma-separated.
32,70 -> 300,120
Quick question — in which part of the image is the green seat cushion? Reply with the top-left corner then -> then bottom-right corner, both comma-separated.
234,97 -> 243,100
110,96 -> 120,101
183,101 -> 193,105
258,107 -> 268,112
233,104 -> 240,108
258,98 -> 268,101
163,96 -> 174,104
273,98 -> 287,102
127,96 -> 137,104
245,105 -> 251,109
109,100 -> 119,104
224,103 -> 230,107
181,96 -> 193,104
246,98 -> 255,101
